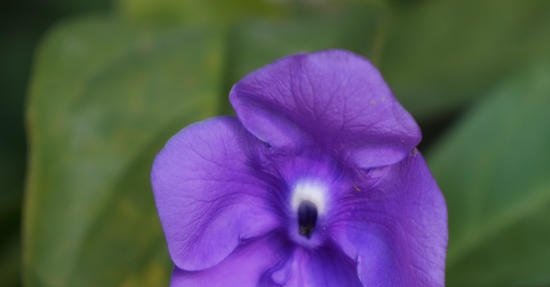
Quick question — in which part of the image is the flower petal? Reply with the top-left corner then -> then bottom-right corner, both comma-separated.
270,244 -> 363,287
330,151 -> 447,286
230,49 -> 421,168
170,235 -> 289,287
151,116 -> 280,271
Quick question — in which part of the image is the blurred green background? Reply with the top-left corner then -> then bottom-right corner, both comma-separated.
2,0 -> 550,286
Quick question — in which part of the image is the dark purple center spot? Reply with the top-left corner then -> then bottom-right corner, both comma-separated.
298,200 -> 318,239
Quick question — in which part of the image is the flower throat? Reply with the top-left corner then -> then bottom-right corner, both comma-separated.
298,200 -> 318,238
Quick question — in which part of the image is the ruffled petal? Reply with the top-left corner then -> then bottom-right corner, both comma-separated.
170,235 -> 289,287
330,151 -> 447,286
230,49 -> 420,168
270,244 -> 363,287
151,116 -> 280,271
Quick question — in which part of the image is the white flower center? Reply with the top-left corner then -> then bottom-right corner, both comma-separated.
291,179 -> 327,215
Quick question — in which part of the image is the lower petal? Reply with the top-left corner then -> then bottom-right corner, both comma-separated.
271,243 -> 363,287
170,235 -> 289,287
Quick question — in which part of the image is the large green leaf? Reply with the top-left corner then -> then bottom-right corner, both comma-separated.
381,0 -> 550,120
428,64 -> 550,286
24,16 -> 223,286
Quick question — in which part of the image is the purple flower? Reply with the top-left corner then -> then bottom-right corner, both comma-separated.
151,50 -> 447,286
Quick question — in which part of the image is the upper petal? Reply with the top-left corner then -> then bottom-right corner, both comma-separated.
330,151 -> 448,286
151,116 -> 280,271
230,49 -> 421,168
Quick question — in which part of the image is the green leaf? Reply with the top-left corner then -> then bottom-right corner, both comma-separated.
222,3 -> 388,112
428,64 -> 550,286
380,0 -> 550,120
24,15 -> 223,286
116,0 -> 287,25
